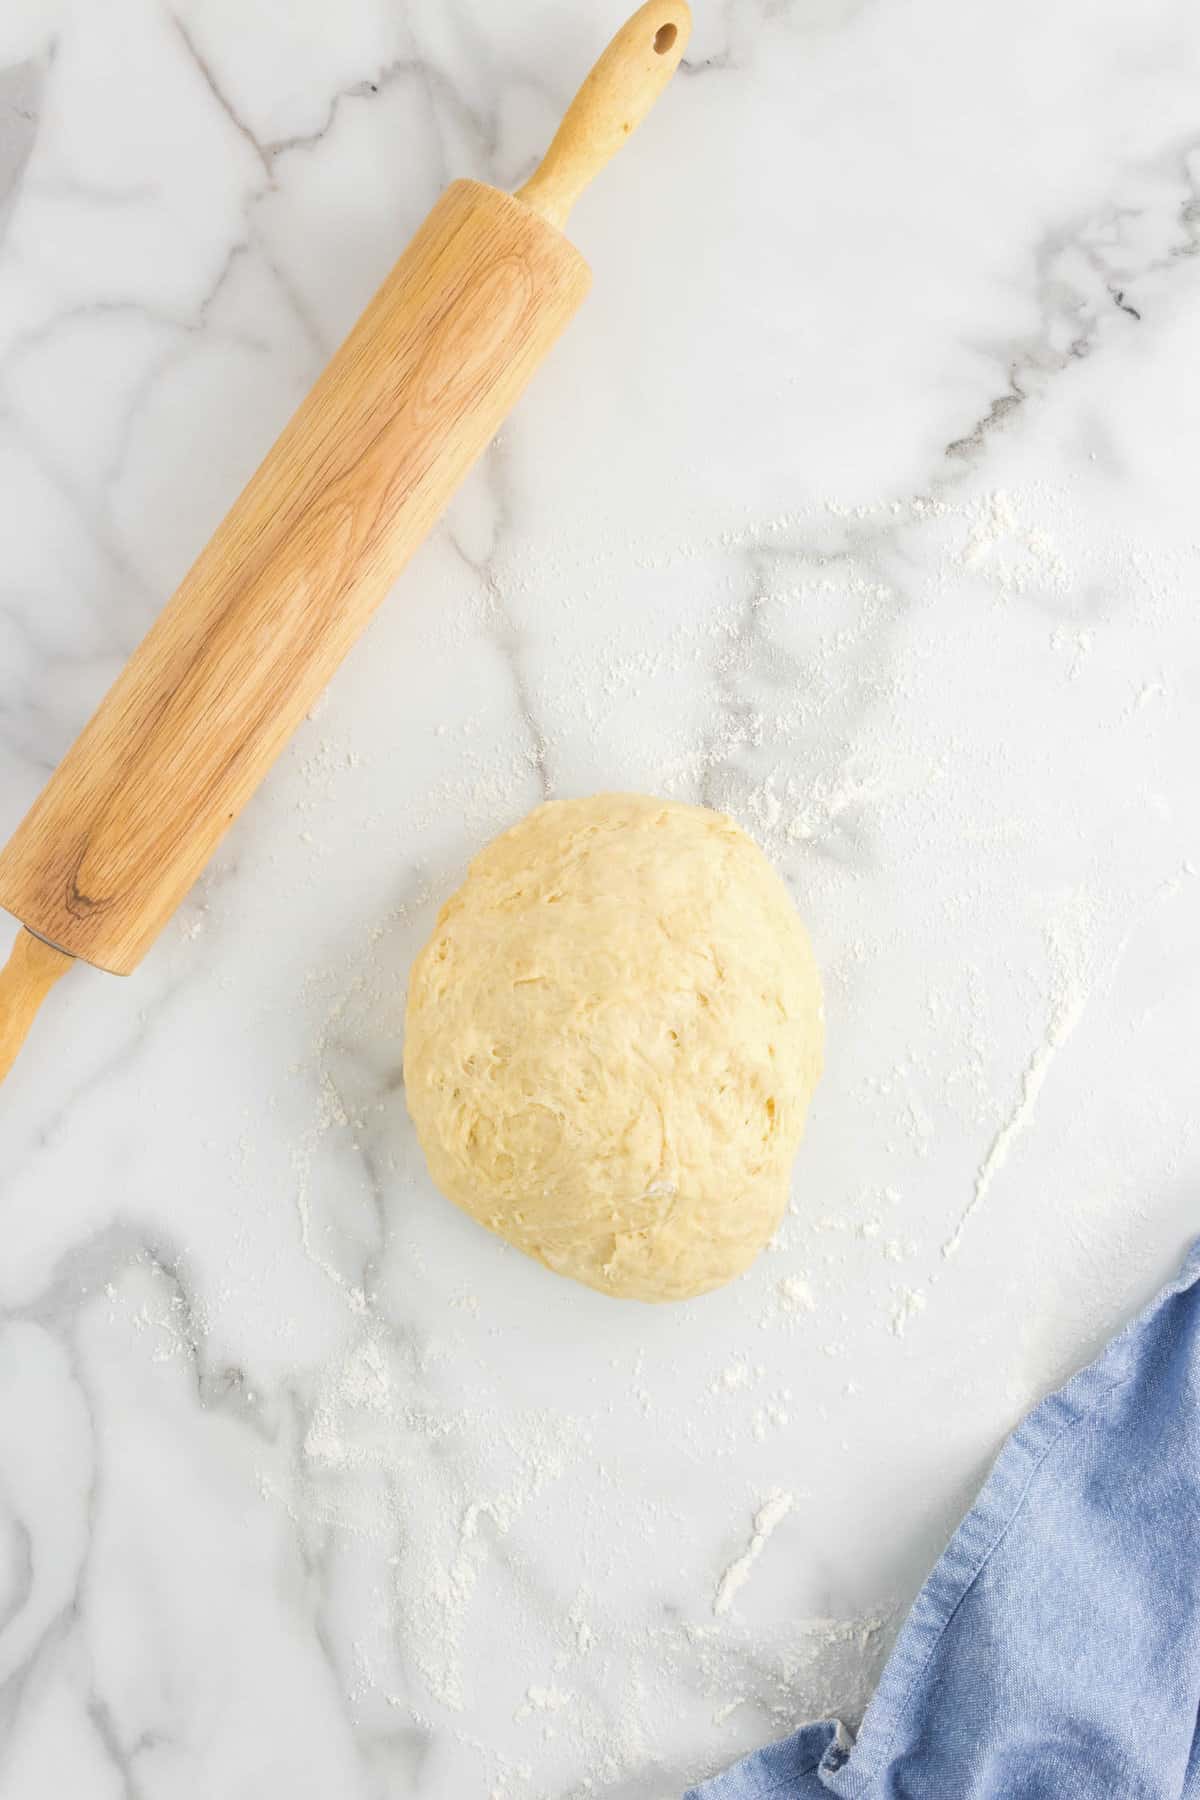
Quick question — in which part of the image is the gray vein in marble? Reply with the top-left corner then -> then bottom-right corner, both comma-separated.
3,231 -> 259,499
679,0 -> 875,79
273,1359 -> 428,1736
0,1219 -> 291,1783
697,525 -> 909,869
358,1724 -> 433,1790
0,190 -> 261,378
169,18 -> 375,366
947,142 -> 1200,461
0,57 -> 43,239
0,395 -> 157,625
86,1693 -> 151,1800
319,1062 -> 395,1309
697,559 -> 780,817
691,131 -> 1200,854
0,1610 -> 76,1762
172,10 -> 513,196
0,966 -> 197,1183
0,1511 -> 31,1642
171,15 -> 273,178
446,443 -> 553,805
1,1213 -> 275,1489
0,1328 -> 98,1747
0,239 -> 268,778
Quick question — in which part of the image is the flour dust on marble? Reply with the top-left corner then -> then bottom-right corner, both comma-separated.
713,1489 -> 794,1618
249,463 -> 1196,1793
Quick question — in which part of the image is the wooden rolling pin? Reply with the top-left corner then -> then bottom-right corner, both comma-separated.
0,0 -> 691,1082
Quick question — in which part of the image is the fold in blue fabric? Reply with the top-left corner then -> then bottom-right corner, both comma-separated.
687,1238 -> 1200,1800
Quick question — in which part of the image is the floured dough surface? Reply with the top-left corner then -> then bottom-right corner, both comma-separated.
403,794 -> 824,1302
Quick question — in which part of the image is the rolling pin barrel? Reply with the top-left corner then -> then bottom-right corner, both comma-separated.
0,182 -> 590,975
0,0 -> 691,1079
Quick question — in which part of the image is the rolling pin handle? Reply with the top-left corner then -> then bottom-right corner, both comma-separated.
516,0 -> 692,229
0,927 -> 74,1085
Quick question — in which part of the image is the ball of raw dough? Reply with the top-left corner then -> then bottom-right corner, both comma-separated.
403,794 -> 823,1302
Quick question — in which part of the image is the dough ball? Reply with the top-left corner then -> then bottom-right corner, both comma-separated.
403,794 -> 823,1302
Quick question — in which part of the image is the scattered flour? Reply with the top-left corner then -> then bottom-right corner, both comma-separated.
713,1490 -> 795,1617
713,1359 -> 752,1393
514,1683 -> 572,1722
751,1397 -> 792,1441
941,870 -> 1192,1260
778,1275 -> 815,1313
248,473 -> 1189,1792
889,1288 -> 927,1339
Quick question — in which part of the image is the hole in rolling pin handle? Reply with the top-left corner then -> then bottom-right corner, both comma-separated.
653,22 -> 678,52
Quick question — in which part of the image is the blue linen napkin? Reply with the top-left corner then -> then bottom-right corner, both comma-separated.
687,1238 -> 1200,1800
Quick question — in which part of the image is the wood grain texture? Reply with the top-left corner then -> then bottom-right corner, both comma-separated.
0,929 -> 73,1083
0,181 -> 590,973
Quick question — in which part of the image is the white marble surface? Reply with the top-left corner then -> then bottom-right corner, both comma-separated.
1,1 -> 1199,1794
